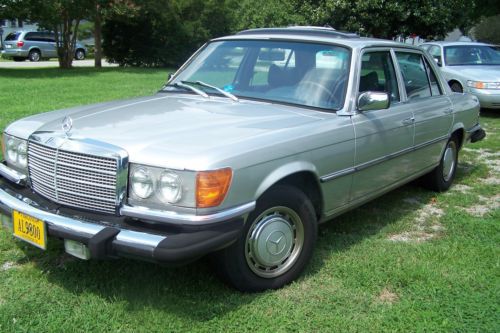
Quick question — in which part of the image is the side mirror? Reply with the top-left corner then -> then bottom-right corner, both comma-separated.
433,56 -> 442,67
357,92 -> 390,112
167,72 -> 174,82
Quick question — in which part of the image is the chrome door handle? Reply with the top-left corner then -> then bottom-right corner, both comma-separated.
402,117 -> 415,126
444,108 -> 453,114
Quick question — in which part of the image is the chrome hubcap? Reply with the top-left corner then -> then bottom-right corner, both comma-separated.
245,206 -> 304,278
442,141 -> 456,182
32,52 -> 40,61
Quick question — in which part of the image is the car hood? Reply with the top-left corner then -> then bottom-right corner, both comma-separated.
444,65 -> 500,81
6,93 -> 325,170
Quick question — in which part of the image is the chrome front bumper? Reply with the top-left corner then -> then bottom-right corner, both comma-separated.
0,165 -> 253,263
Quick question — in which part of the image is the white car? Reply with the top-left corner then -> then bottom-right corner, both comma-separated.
421,41 -> 500,109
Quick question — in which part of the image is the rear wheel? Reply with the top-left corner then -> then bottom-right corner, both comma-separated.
28,49 -> 41,62
213,185 -> 317,292
422,136 -> 459,192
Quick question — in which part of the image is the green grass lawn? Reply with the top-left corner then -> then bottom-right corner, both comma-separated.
0,68 -> 499,332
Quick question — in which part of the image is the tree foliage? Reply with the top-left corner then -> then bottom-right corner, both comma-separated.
102,0 -> 236,67
2,0 -> 498,68
474,15 -> 500,44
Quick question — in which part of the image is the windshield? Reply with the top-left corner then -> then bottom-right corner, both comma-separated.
444,45 -> 500,66
166,40 -> 351,110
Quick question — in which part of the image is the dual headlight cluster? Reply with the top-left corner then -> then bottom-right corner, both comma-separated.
2,133 -> 28,173
128,164 -> 232,209
467,80 -> 500,90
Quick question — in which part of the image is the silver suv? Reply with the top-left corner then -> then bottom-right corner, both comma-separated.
1,30 -> 87,62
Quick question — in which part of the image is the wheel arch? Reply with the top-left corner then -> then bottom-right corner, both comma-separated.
254,162 -> 323,220
450,124 -> 465,149
28,47 -> 42,56
448,79 -> 463,91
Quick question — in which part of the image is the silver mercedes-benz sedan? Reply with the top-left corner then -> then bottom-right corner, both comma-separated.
421,41 -> 500,109
1,27 -> 485,291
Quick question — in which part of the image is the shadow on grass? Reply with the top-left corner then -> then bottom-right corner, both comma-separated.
10,135 -> 486,321
11,180 -> 447,322
12,120 -> 487,320
0,67 -> 167,79
480,108 -> 500,119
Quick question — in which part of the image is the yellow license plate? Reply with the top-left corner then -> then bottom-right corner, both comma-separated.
12,211 -> 47,250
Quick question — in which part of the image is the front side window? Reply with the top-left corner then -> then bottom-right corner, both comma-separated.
396,52 -> 432,100
358,51 -> 400,102
167,40 -> 351,110
444,45 -> 500,66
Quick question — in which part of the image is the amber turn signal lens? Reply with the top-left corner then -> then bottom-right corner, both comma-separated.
196,168 -> 232,208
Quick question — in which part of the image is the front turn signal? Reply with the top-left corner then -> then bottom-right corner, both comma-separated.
196,168 -> 232,208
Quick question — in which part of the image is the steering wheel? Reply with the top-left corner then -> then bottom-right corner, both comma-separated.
298,80 -> 340,107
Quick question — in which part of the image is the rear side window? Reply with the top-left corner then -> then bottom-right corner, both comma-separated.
424,58 -> 442,96
5,32 -> 20,41
25,32 -> 40,41
395,52 -> 432,100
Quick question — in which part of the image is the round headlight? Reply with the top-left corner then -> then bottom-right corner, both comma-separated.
6,138 -> 18,163
17,141 -> 28,168
131,167 -> 154,199
158,171 -> 182,203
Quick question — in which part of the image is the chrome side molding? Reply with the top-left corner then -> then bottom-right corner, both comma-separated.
120,201 -> 256,225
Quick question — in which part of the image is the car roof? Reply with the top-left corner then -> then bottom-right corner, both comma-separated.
422,41 -> 494,47
213,26 -> 421,51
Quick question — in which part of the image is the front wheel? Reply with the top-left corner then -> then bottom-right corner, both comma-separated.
422,136 -> 459,192
75,49 -> 85,60
213,185 -> 317,292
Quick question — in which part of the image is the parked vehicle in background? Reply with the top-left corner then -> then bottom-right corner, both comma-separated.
1,30 -> 87,62
0,27 -> 485,292
421,41 -> 500,109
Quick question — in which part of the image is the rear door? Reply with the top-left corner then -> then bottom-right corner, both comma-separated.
350,48 -> 415,201
43,33 -> 58,58
394,50 -> 453,174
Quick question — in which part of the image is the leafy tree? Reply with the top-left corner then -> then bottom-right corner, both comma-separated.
474,15 -> 500,44
102,0 -> 236,67
318,0 -> 477,39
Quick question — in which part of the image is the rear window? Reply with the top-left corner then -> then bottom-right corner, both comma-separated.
5,32 -> 21,41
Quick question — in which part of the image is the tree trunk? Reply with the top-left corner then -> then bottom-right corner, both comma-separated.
94,3 -> 102,68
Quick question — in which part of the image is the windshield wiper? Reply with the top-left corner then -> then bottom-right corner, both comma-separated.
183,80 -> 239,102
171,82 -> 209,98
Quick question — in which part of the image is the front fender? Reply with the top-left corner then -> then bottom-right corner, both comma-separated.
254,160 -> 319,199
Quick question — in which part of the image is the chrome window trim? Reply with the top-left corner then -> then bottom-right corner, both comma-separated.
320,134 -> 449,182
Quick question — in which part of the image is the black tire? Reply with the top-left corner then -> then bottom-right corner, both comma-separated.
13,57 -> 25,62
75,49 -> 85,60
422,136 -> 459,192
450,81 -> 463,93
213,185 -> 317,292
28,49 -> 41,62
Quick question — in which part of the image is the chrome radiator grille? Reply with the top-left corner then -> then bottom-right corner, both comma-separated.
28,141 -> 118,214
